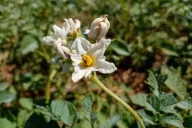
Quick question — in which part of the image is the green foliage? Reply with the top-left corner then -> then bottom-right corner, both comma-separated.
0,118 -> 16,128
51,100 -> 78,126
161,66 -> 188,99
0,91 -> 15,104
1,0 -> 192,127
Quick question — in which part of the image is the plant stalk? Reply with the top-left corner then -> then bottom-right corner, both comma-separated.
45,69 -> 57,103
91,72 -> 145,128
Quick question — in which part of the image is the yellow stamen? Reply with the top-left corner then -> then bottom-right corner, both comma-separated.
81,54 -> 93,67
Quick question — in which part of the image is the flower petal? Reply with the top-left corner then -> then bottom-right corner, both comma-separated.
97,22 -> 109,39
95,60 -> 117,74
71,37 -> 92,55
72,67 -> 86,82
63,19 -> 70,34
87,26 -> 99,40
71,53 -> 82,64
90,39 -> 111,60
53,25 -> 67,39
75,19 -> 81,29
43,36 -> 55,45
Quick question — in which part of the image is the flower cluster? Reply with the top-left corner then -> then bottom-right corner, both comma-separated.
43,15 -> 117,82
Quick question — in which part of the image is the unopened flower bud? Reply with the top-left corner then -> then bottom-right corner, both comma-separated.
85,14 -> 110,40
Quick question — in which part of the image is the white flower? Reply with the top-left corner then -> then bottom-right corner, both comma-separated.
85,14 -> 110,40
65,18 -> 81,35
70,37 -> 117,82
43,22 -> 70,59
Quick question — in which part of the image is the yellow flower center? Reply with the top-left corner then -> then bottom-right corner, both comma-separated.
81,54 -> 93,67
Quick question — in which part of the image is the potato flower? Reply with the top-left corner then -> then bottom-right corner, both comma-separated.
43,22 -> 70,59
85,14 -> 110,40
70,37 -> 117,82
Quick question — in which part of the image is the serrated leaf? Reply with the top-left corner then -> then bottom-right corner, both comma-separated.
138,110 -> 156,125
129,93 -> 148,107
19,98 -> 33,110
110,40 -> 130,56
51,100 -> 77,126
175,99 -> 192,110
0,82 -> 9,91
147,95 -> 161,111
160,115 -> 184,128
90,112 -> 97,126
161,66 -> 188,99
0,118 -> 15,128
82,95 -> 93,121
146,71 -> 167,96
160,93 -> 178,108
0,91 -> 15,104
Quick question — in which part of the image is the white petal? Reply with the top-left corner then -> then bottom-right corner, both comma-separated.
90,17 -> 103,29
74,19 -> 81,29
71,53 -> 82,64
57,46 -> 67,59
71,37 -> 92,55
72,67 -> 86,82
43,36 -> 55,45
60,46 -> 70,55
63,19 -> 70,34
95,60 -> 117,74
84,68 -> 94,78
90,39 -> 111,60
97,22 -> 109,39
68,18 -> 76,32
87,26 -> 99,40
53,25 -> 66,39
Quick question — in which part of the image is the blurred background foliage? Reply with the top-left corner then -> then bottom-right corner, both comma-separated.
0,0 -> 192,127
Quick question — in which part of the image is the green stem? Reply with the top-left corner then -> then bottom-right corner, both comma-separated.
45,70 -> 57,103
91,72 -> 145,128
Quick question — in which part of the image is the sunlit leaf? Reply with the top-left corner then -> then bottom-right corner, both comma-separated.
161,66 -> 188,99
51,100 -> 77,126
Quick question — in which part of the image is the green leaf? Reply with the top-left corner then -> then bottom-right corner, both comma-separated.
160,115 -> 184,128
129,92 -> 148,107
147,95 -> 161,111
0,118 -> 15,128
19,98 -> 33,110
51,100 -> 77,126
82,95 -> 97,125
161,66 -> 188,99
160,93 -> 178,108
90,112 -> 97,126
146,71 -> 167,96
0,91 -> 15,104
17,110 -> 32,128
110,40 -> 130,56
175,99 -> 192,110
82,95 -> 93,114
161,48 -> 179,57
0,82 -> 9,91
106,114 -> 121,127
20,35 -> 38,55
138,110 -> 156,125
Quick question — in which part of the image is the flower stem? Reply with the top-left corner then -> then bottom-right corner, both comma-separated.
91,72 -> 145,128
45,69 -> 57,103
